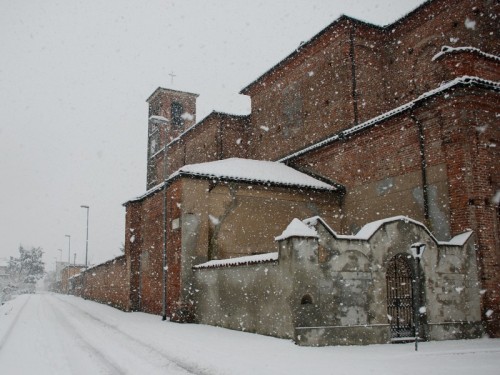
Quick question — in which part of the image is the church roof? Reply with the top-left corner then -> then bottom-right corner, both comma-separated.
125,158 -> 342,204
170,158 -> 340,191
146,87 -> 199,103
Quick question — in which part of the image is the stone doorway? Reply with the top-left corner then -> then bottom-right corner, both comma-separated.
386,254 -> 415,339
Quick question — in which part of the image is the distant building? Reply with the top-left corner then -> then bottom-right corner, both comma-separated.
60,265 -> 85,294
0,258 -> 10,303
0,258 -> 8,280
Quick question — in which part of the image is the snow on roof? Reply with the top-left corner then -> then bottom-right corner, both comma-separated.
446,231 -> 474,246
149,115 -> 168,123
279,76 -> 500,163
432,46 -> 500,62
68,273 -> 83,280
303,215 -> 473,246
125,181 -> 166,204
193,252 -> 278,269
169,158 -> 338,191
275,218 -> 319,241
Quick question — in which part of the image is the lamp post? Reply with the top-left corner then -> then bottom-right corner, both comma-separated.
150,115 -> 169,321
410,242 -> 426,352
65,235 -> 71,265
81,205 -> 89,268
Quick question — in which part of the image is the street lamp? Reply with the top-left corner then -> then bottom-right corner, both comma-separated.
150,115 -> 169,321
410,242 -> 426,352
81,205 -> 89,268
65,235 -> 71,265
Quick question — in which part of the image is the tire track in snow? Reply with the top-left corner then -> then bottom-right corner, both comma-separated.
0,294 -> 30,352
46,297 -> 127,374
50,295 -> 206,375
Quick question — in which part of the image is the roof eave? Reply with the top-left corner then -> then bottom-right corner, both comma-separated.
146,87 -> 200,102
177,171 -> 342,193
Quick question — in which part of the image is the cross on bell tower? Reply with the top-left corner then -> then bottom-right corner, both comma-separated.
168,71 -> 176,85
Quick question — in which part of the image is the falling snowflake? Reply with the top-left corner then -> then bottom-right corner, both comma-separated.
475,125 -> 488,133
209,214 -> 220,225
464,17 -> 476,30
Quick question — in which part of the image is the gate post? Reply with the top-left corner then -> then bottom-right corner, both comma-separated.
411,243 -> 426,351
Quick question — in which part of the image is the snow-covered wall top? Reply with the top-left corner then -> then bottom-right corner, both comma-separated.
301,215 -> 473,246
432,46 -> 500,62
193,252 -> 278,269
275,218 -> 319,241
193,215 -> 473,270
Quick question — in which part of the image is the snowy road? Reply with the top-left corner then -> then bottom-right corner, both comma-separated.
1,293 -> 500,375
0,293 -> 196,374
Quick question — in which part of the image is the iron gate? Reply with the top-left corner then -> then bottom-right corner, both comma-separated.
386,254 -> 415,338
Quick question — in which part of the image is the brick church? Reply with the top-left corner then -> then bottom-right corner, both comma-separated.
73,0 -> 499,346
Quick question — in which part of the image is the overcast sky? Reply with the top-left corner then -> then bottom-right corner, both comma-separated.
0,0 -> 426,269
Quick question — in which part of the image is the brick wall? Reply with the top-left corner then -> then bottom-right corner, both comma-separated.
242,0 -> 498,162
124,179 -> 185,316
72,256 -> 129,311
440,90 -> 500,336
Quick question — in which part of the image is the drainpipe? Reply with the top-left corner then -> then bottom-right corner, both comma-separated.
349,25 -> 359,125
217,119 -> 223,160
410,113 -> 430,221
162,144 -> 168,321
150,115 -> 170,321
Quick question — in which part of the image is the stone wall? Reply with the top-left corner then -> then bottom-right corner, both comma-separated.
290,217 -> 482,346
193,260 -> 294,338
192,216 -> 482,346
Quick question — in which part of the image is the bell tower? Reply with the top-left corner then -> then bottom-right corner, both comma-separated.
145,87 -> 198,189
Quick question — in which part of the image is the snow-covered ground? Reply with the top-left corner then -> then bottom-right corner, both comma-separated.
1,293 -> 499,375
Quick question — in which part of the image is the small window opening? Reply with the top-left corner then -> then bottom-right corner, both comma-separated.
301,294 -> 313,305
171,102 -> 184,128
